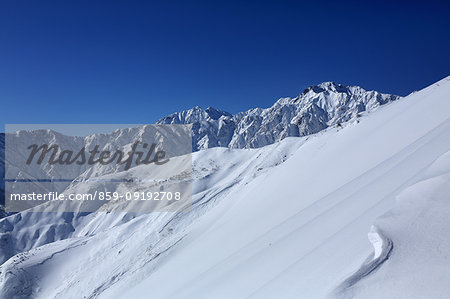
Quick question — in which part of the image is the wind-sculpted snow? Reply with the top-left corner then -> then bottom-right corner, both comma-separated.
334,148 -> 450,298
0,77 -> 449,298
157,82 -> 400,150
333,225 -> 393,296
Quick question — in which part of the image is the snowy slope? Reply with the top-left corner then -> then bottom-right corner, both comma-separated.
157,82 -> 400,150
119,76 -> 450,299
0,138 -> 307,298
0,77 -> 449,298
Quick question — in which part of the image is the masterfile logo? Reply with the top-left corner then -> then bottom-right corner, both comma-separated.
26,141 -> 170,170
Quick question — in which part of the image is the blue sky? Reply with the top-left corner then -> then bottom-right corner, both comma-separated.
1,0 -> 449,126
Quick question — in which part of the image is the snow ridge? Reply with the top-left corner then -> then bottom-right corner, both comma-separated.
332,226 -> 393,297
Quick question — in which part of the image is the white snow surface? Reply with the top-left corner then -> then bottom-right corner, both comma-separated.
0,76 -> 450,298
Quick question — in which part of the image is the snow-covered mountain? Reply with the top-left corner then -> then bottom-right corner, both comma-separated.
157,82 -> 400,150
0,82 -> 398,212
1,77 -> 450,298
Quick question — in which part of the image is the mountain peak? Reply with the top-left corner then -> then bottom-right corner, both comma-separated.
205,107 -> 232,120
302,81 -> 352,95
317,81 -> 339,88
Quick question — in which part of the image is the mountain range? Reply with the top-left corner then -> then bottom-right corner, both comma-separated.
156,82 -> 400,150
